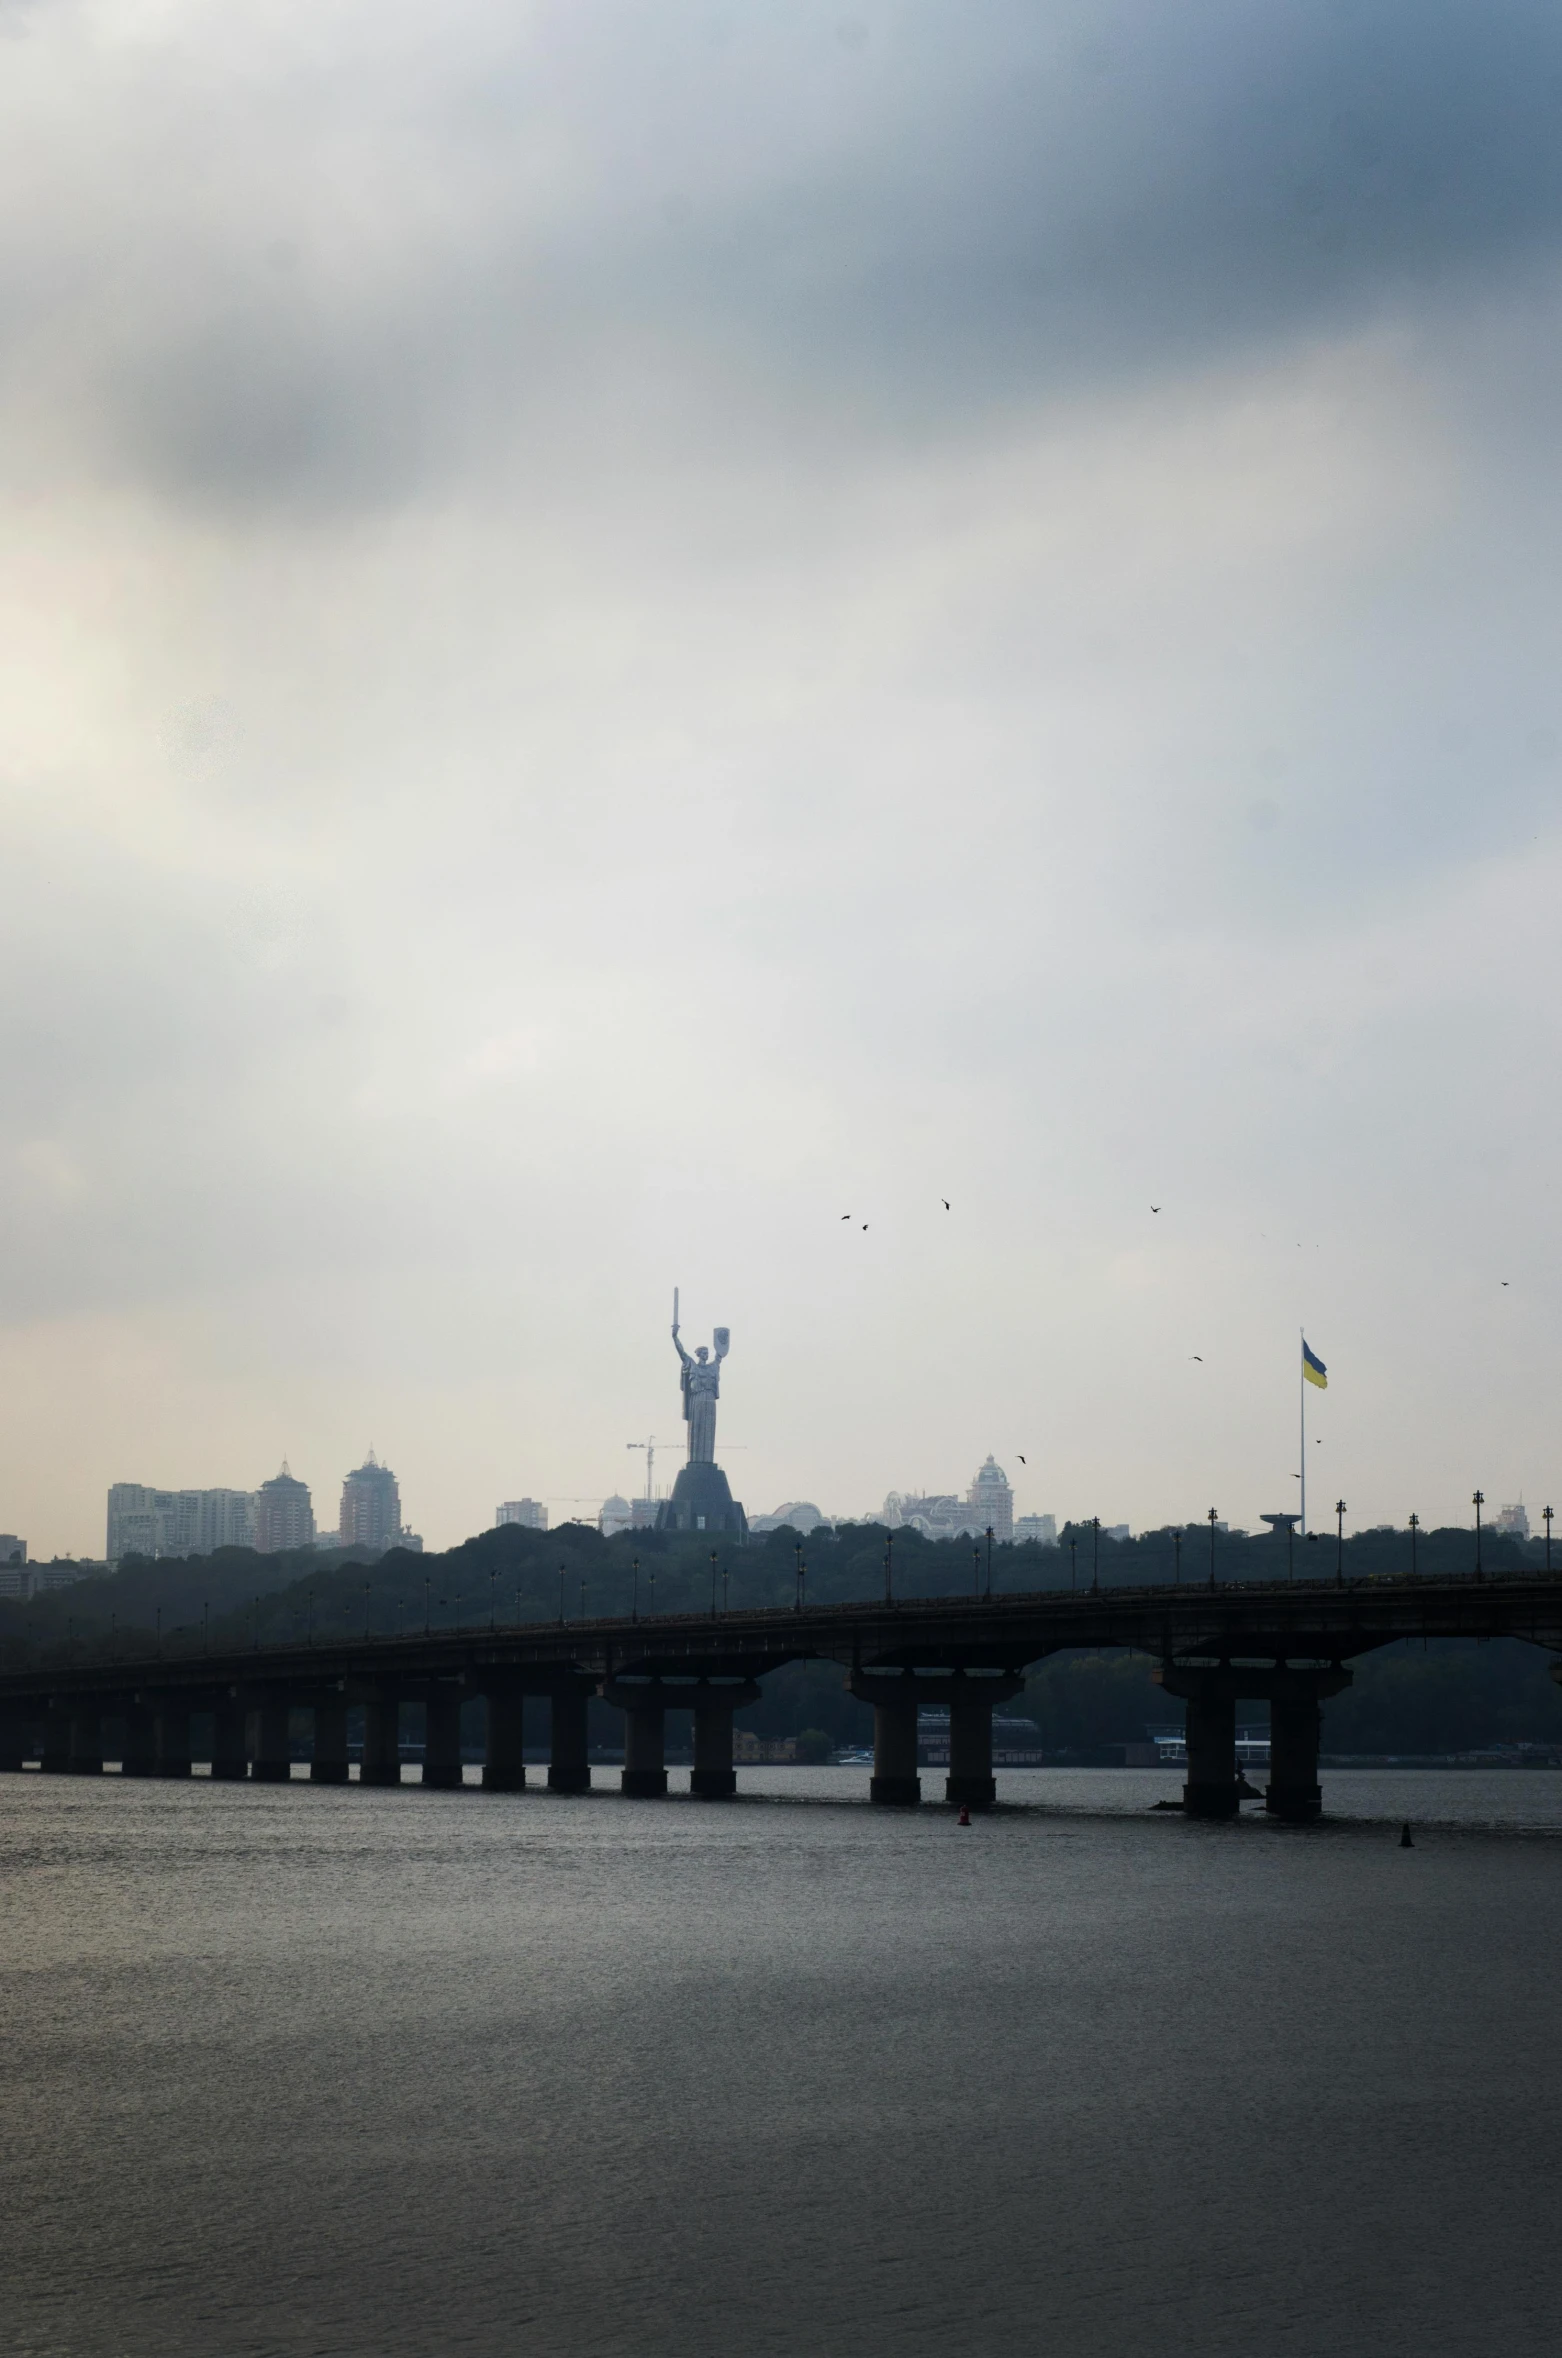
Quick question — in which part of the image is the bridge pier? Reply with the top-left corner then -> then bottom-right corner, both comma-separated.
547,1682 -> 591,1793
481,1688 -> 527,1791
40,1704 -> 72,1773
948,1671 -> 1027,1809
360,1690 -> 402,1786
121,1701 -> 158,1777
155,1701 -> 193,1778
0,1704 -> 27,1771
310,1693 -> 350,1783
421,1684 -> 465,1788
846,1672 -> 921,1805
1265,1669 -> 1351,1822
607,1681 -> 668,1797
1156,1662 -> 1352,1820
211,1696 -> 248,1780
68,1701 -> 104,1775
251,1698 -> 292,1782
691,1678 -> 761,1798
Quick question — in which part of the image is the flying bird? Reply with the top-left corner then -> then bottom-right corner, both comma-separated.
841,1213 -> 851,1220
862,1223 -> 868,1230
1017,1454 -> 1026,1465
942,1198 -> 950,1210
1151,1205 -> 1161,1213
1190,1355 -> 1203,1362
1502,1280 -> 1510,1287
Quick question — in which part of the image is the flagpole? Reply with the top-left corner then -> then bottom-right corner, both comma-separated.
1299,1327 -> 1306,1538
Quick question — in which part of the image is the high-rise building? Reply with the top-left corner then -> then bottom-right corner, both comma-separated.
106,1484 -> 258,1565
496,1498 -> 549,1532
254,1466 -> 316,1554
966,1457 -> 1014,1541
1014,1513 -> 1057,1546
598,1494 -> 633,1536
339,1453 -> 404,1553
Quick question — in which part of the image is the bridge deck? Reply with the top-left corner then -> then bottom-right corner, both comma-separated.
3,1568 -> 1560,1700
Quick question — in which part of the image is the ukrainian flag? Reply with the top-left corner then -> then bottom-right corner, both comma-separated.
1302,1340 -> 1328,1389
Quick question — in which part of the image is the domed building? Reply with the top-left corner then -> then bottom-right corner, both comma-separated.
966,1456 -> 1014,1542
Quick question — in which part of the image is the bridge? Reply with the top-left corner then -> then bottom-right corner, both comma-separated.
3,1567 -> 1560,1819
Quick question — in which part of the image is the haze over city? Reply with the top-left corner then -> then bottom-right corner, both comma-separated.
4,0 -> 1562,1554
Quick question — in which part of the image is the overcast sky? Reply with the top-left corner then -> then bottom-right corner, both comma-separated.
4,0 -> 1562,1555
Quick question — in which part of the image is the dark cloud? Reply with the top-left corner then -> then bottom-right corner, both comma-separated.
9,0 -> 1562,509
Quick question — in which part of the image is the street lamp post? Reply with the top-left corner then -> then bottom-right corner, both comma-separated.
723,1562 -> 730,1615
1091,1517 -> 1101,1594
489,1569 -> 496,1631
631,1555 -> 639,1622
557,1565 -> 565,1626
1545,1505 -> 1554,1574
1207,1509 -> 1218,1590
1408,1512 -> 1419,1579
972,1543 -> 981,1599
1173,1529 -> 1181,1585
1069,1534 -> 1077,1592
986,1524 -> 995,1601
1473,1489 -> 1485,1578
1335,1500 -> 1347,1584
884,1533 -> 894,1606
712,1550 -> 720,1620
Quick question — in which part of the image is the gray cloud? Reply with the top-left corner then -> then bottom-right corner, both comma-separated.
7,1 -> 1562,510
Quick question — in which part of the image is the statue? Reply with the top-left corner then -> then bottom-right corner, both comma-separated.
673,1292 -> 729,1465
657,1290 -> 746,1537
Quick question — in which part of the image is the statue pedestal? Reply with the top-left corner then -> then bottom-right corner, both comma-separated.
656,1462 -> 747,1538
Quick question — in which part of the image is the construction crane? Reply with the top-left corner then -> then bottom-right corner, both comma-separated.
626,1437 -> 659,1509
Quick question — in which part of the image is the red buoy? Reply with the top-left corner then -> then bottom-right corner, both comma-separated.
957,1805 -> 972,1826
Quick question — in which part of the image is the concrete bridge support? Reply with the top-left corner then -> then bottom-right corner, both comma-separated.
69,1701 -> 104,1775
947,1672 -> 1026,1810
547,1683 -> 591,1793
360,1690 -> 402,1786
0,1705 -> 27,1771
691,1679 -> 761,1799
847,1673 -> 921,1806
1183,1682 -> 1240,1820
607,1681 -> 668,1797
251,1698 -> 292,1782
211,1697 -> 248,1780
482,1688 -> 527,1791
121,1702 -> 158,1777
1265,1669 -> 1351,1822
421,1684 -> 465,1789
311,1694 -> 350,1783
40,1704 -> 72,1773
1155,1662 -> 1352,1820
155,1703 -> 193,1778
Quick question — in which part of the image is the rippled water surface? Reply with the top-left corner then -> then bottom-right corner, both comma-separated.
4,1765 -> 1560,2357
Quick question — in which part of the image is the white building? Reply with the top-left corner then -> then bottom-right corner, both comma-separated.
1014,1514 -> 1058,1546
882,1458 -> 1015,1542
967,1457 -> 1014,1541
107,1484 -> 258,1566
749,1502 -> 829,1534
1495,1503 -> 1530,1539
598,1495 -> 633,1537
497,1498 -> 549,1533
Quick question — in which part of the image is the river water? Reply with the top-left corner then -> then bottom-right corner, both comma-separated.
4,1766 -> 1560,2358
